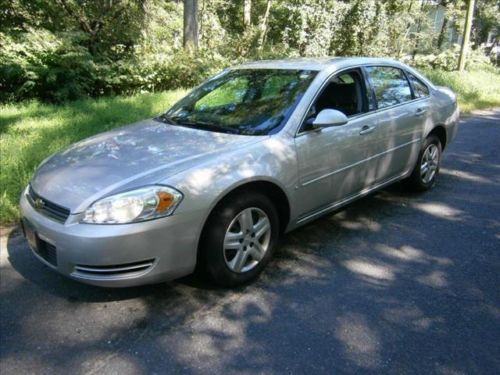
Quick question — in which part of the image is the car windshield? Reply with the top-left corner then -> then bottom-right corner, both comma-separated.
159,69 -> 317,135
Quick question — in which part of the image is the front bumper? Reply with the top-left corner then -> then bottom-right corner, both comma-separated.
20,193 -> 205,287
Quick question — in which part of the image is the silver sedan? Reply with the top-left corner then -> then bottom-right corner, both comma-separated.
20,57 -> 459,287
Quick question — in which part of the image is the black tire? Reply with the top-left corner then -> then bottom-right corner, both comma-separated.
198,191 -> 280,287
403,135 -> 442,192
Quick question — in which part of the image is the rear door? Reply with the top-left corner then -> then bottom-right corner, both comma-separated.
363,66 -> 427,185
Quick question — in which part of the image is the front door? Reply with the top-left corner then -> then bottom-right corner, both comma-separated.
293,68 -> 378,219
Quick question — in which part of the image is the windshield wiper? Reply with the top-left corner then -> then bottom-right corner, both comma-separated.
156,114 -> 178,125
157,115 -> 240,135
181,121 -> 240,135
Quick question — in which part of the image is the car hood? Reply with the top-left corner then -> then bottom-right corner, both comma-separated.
31,119 -> 260,213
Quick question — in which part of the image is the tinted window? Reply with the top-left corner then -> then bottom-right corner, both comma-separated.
366,67 -> 412,109
309,70 -> 367,118
162,69 -> 317,135
407,72 -> 430,98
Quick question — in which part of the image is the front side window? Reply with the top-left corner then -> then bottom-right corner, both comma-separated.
305,69 -> 368,122
407,72 -> 430,98
161,69 -> 317,135
366,66 -> 412,109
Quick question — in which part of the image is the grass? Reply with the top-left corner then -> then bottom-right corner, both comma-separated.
422,66 -> 500,113
1,67 -> 499,225
0,90 -> 186,224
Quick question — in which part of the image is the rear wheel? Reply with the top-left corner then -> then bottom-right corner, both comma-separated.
403,135 -> 442,191
199,192 -> 280,287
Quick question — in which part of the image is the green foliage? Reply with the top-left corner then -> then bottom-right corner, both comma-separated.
2,0 -> 146,56
148,50 -> 230,89
0,0 -> 498,103
407,44 -> 493,71
472,0 -> 500,46
0,31 -> 96,102
333,0 -> 386,56
0,30 -> 230,102
422,67 -> 500,113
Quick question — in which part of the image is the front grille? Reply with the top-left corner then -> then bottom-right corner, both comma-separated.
34,238 -> 58,267
73,259 -> 155,279
27,186 -> 70,223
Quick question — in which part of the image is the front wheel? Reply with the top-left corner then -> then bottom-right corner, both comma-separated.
403,135 -> 442,191
199,192 -> 280,287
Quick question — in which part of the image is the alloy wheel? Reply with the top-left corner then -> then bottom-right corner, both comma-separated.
420,143 -> 440,184
223,207 -> 271,273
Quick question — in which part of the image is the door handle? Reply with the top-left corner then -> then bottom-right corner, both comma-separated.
415,108 -> 427,117
359,125 -> 375,135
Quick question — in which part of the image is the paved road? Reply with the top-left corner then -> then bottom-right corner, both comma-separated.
1,110 -> 499,375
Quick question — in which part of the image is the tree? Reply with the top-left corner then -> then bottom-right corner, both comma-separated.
1,0 -> 497,103
333,0 -> 384,56
1,0 -> 146,56
437,0 -> 451,50
183,0 -> 198,50
436,0 -> 467,51
257,0 -> 272,50
458,0 -> 475,71
243,0 -> 251,29
472,0 -> 500,47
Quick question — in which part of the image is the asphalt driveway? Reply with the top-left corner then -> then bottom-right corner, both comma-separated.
1,110 -> 499,375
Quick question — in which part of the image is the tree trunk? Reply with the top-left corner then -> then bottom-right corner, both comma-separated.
437,0 -> 450,50
437,16 -> 449,50
257,0 -> 272,50
458,0 -> 476,71
412,0 -> 426,60
243,0 -> 251,29
183,0 -> 198,51
199,0 -> 205,45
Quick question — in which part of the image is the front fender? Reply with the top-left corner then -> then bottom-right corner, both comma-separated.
160,135 -> 299,241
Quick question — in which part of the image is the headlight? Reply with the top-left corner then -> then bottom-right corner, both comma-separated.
82,186 -> 183,224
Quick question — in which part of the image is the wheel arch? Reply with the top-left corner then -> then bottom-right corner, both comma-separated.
427,125 -> 447,150
204,179 -> 291,234
195,178 -> 291,262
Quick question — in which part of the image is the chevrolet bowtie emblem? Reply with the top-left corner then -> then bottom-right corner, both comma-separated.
34,198 -> 45,209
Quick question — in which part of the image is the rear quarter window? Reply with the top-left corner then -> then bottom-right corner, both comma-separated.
407,72 -> 430,98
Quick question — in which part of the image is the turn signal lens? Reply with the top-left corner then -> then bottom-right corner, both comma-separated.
156,191 -> 175,213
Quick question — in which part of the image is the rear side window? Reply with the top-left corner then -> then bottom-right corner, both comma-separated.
366,66 -> 412,109
407,72 -> 430,98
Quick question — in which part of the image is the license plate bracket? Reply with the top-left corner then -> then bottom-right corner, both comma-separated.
22,219 -> 39,252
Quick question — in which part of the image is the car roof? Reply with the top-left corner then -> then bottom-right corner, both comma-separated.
232,57 -> 404,72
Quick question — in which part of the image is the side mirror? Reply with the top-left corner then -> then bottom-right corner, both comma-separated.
312,109 -> 348,128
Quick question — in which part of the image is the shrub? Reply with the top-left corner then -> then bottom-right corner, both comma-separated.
405,44 -> 494,72
0,31 -> 233,103
0,31 -> 97,102
422,67 -> 500,113
145,50 -> 231,90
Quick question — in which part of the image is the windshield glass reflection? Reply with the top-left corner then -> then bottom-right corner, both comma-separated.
160,69 -> 317,135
